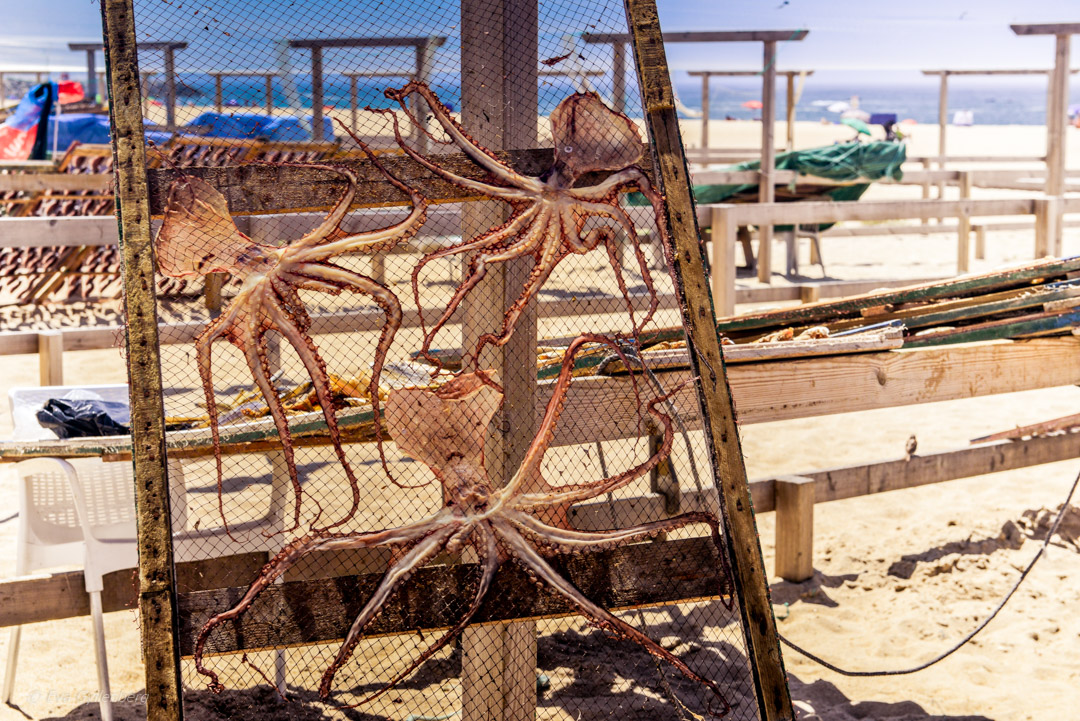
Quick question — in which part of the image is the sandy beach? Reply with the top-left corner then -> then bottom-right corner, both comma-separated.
2,118 -> 1080,720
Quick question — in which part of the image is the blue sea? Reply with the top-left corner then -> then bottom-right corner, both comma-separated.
147,72 -> 1069,127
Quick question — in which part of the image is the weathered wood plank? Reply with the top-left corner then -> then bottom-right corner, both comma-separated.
180,535 -> 725,657
0,216 -> 121,248
624,2 -> 793,719
6,337 -> 1080,463
717,256 -> 1080,333
0,552 -> 266,629
0,173 -> 111,192
100,0 -> 184,717
571,430 -> 1080,531
719,197 -> 1034,227
146,149 -> 655,215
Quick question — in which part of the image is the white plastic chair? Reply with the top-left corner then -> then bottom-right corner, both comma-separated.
3,384 -> 134,721
3,457 -> 134,721
2,384 -> 290,715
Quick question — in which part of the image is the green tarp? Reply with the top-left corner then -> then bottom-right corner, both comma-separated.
629,140 -> 906,216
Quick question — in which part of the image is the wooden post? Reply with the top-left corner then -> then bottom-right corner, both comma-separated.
975,224 -> 987,260
310,46 -> 324,141
774,475 -> 814,583
100,0 -> 184,719
936,72 -> 948,220
203,273 -> 224,314
1048,34 -> 1069,251
415,38 -> 437,153
163,46 -> 177,131
785,71 -> 795,151
758,41 -> 777,284
213,74 -> 222,112
799,284 -> 820,305
38,331 -> 63,386
921,157 -> 931,230
612,41 -> 627,114
710,207 -> 736,318
460,0 -> 538,718
957,171 -> 972,273
1035,197 -> 1060,257
265,74 -> 274,115
348,75 -> 358,132
85,50 -> 98,100
700,72 -> 710,150
625,3 -> 795,718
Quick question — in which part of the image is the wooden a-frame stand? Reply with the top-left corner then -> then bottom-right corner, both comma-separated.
100,0 -> 794,717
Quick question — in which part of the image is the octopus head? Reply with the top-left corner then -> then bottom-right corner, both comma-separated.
549,92 -> 644,180
385,371 -> 501,491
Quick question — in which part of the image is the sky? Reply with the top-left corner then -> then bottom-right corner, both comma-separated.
1,0 -> 1078,83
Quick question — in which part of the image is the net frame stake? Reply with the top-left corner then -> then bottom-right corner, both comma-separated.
622,0 -> 796,718
99,0 -> 184,719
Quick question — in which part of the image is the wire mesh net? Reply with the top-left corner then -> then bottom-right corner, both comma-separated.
122,0 -> 762,717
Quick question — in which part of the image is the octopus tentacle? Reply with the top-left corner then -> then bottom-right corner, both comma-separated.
473,227 -> 566,358
239,310 -> 312,533
420,207 -> 551,365
510,383 -> 676,511
493,519 -> 731,716
336,523 -> 500,709
499,334 -> 644,502
291,262 -> 423,491
194,302 -> 247,537
386,82 -> 545,193
261,299 -> 361,530
411,204 -> 541,363
318,522 -> 461,698
506,509 -> 715,553
194,515 -> 451,694
374,105 -> 536,201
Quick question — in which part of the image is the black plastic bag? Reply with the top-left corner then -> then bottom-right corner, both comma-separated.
36,398 -> 131,439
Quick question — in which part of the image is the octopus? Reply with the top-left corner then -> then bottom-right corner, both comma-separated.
379,81 -> 672,369
154,149 -> 427,533
193,333 -> 732,716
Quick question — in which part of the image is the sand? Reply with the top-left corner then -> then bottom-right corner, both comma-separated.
3,121 -> 1080,720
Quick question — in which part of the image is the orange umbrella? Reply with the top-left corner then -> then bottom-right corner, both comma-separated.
742,99 -> 763,110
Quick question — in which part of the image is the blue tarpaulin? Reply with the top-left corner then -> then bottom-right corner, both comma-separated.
47,113 -> 172,151
181,112 -> 335,141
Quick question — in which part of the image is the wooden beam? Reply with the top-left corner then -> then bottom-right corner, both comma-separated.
459,0 -> 538,716
145,148 -> 655,214
0,553 -> 267,629
584,30 -> 808,43
624,2 -> 794,719
570,430 -> 1080,530
716,197 -> 1035,226
0,217 -> 121,248
0,173 -> 111,192
7,337 -> 1080,466
180,536 -> 725,657
288,36 -> 447,49
99,1 -> 184,718
1011,23 -> 1080,36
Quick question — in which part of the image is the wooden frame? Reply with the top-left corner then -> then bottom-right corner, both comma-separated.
99,1 -> 184,719
97,0 -> 793,718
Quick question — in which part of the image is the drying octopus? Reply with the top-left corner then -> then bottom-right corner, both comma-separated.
380,81 -> 672,368
154,150 -> 427,533
194,334 -> 732,716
